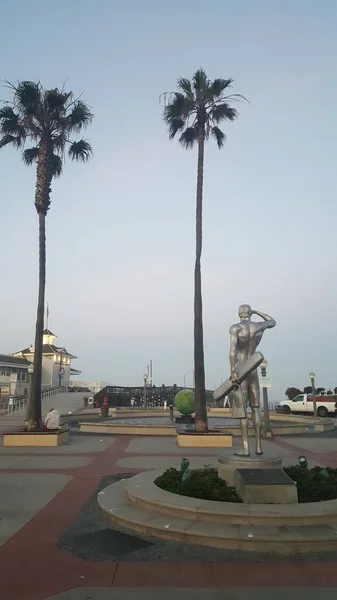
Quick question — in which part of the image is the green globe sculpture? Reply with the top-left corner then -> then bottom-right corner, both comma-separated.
174,389 -> 195,416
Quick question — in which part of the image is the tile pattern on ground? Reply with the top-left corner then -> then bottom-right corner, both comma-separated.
1,429 -> 337,598
0,472 -> 70,546
0,455 -> 91,469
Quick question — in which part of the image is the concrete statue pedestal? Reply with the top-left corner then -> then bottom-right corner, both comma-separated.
218,454 -> 282,486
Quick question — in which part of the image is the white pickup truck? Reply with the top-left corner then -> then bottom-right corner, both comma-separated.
279,394 -> 337,418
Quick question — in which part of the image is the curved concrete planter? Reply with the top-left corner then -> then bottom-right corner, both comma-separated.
98,470 -> 337,554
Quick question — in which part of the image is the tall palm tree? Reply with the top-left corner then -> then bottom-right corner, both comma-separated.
163,69 -> 245,433
0,81 -> 93,431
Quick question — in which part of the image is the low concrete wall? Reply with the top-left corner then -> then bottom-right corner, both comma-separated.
3,428 -> 69,447
76,411 -> 335,438
79,422 -> 176,436
177,432 -> 232,448
78,421 -> 334,437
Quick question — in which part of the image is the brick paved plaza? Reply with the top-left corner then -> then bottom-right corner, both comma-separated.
1,396 -> 337,599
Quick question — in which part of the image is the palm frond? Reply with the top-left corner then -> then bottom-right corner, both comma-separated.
0,105 -> 16,120
177,77 -> 193,98
68,139 -> 92,161
0,133 -> 22,149
12,81 -> 42,117
219,93 -> 250,105
44,89 -> 71,116
22,147 -> 39,165
193,69 -> 208,97
210,103 -> 238,124
68,101 -> 93,132
211,126 -> 226,148
163,93 -> 195,123
210,78 -> 233,99
179,126 -> 198,149
1,80 -> 93,182
167,118 -> 185,140
51,153 -> 63,177
0,106 -> 25,138
52,129 -> 67,152
162,69 -> 246,152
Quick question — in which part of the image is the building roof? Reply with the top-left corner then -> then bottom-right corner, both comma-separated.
14,344 -> 77,358
0,354 -> 30,367
43,329 -> 56,337
70,368 -> 82,375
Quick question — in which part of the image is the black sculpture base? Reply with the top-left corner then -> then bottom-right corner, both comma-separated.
175,415 -> 195,424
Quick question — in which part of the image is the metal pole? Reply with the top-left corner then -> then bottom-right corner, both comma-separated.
262,387 -> 272,436
143,375 -> 147,409
311,376 -> 317,417
149,360 -> 153,386
261,362 -> 273,438
26,368 -> 34,424
58,351 -> 63,387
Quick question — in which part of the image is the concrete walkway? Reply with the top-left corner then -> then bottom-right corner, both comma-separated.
0,429 -> 337,599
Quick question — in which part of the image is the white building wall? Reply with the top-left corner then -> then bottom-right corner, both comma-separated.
51,361 -> 71,388
42,356 -> 71,388
42,356 -> 53,387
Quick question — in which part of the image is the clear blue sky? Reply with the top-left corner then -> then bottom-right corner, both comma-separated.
1,0 -> 336,399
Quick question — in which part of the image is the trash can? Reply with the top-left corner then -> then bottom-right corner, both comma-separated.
100,406 -> 109,417
88,396 -> 93,408
83,396 -> 89,407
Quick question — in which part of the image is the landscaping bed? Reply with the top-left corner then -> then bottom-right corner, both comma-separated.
155,466 -> 242,503
155,465 -> 337,504
283,465 -> 337,503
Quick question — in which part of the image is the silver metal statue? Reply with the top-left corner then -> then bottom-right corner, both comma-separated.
229,305 -> 276,456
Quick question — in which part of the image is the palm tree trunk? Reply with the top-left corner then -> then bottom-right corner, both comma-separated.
28,212 -> 46,431
28,142 -> 52,431
194,125 -> 208,433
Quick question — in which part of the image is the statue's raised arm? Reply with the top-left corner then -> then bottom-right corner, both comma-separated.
251,310 -> 276,330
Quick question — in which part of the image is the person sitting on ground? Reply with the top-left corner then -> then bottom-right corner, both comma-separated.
43,408 -> 60,431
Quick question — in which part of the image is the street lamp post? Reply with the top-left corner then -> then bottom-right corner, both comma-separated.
260,360 -> 273,438
143,373 -> 148,409
309,371 -> 317,417
58,351 -> 64,387
26,363 -> 34,424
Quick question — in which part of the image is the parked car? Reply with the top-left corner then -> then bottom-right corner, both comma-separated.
279,393 -> 337,417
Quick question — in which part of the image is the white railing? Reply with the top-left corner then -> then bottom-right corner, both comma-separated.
0,386 -> 68,415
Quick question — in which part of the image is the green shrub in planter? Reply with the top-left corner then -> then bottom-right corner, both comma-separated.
283,465 -> 337,503
155,467 -> 242,503
174,389 -> 195,416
